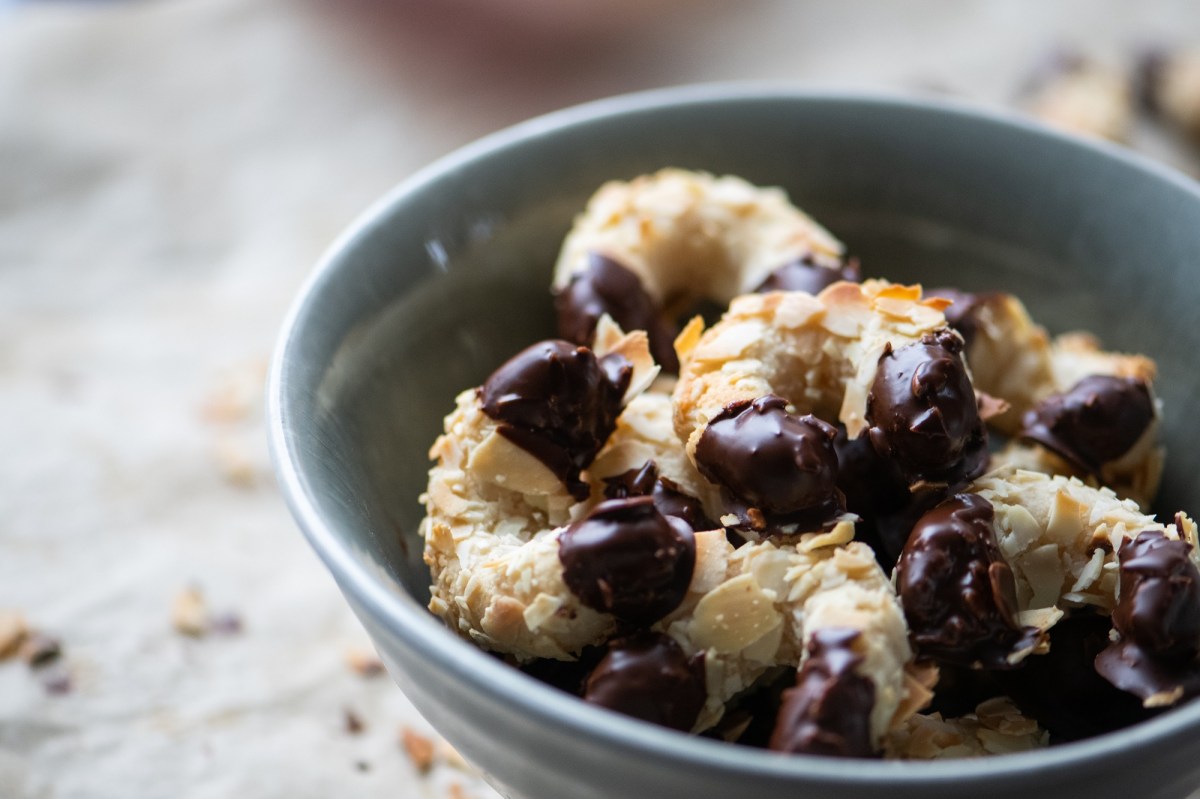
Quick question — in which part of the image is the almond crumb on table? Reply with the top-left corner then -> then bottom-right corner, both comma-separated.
400,726 -> 437,774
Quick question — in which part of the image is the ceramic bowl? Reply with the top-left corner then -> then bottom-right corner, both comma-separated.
269,85 -> 1200,799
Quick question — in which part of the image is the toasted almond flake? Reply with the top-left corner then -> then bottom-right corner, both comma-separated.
467,431 -> 563,496
773,292 -> 824,329
1017,606 -> 1064,632
798,520 -> 855,552
521,593 -> 563,632
1017,544 -> 1064,609
0,610 -> 28,660
212,435 -> 257,488
438,741 -> 471,771
690,529 -> 732,595
1071,548 -> 1107,592
674,316 -> 705,363
171,587 -> 209,637
1046,489 -> 1086,545
697,322 -> 762,362
690,574 -> 781,653
401,727 -> 436,773
345,647 -> 385,678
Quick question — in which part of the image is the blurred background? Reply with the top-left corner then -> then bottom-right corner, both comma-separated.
2,1 -> 1198,797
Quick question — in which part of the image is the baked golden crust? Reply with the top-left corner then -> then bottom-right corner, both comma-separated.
553,168 -> 845,309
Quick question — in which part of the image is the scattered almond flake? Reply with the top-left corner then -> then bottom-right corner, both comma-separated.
200,358 -> 268,423
20,632 -> 62,668
400,727 -> 436,774
212,435 -> 257,488
354,760 -> 371,773
437,741 -> 470,771
208,612 -> 243,636
0,610 -> 28,659
446,784 -> 470,799
344,647 -> 385,678
343,708 -> 365,735
171,587 -> 209,637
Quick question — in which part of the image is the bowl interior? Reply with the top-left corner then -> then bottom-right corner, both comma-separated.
274,89 -> 1200,790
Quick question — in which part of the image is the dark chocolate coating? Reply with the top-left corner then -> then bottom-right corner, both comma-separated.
768,628 -> 877,758
925,288 -> 1000,351
694,395 -> 840,519
480,339 -> 630,501
1113,530 -> 1200,656
554,252 -> 680,372
1095,530 -> 1200,705
997,612 -> 1159,742
602,460 -> 717,532
866,330 -> 988,486
833,427 -> 950,568
1020,375 -> 1155,475
895,494 -> 1040,668
558,497 -> 695,625
582,632 -> 706,731
754,256 -> 861,295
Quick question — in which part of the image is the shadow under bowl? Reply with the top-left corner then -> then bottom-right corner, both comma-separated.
269,85 -> 1200,799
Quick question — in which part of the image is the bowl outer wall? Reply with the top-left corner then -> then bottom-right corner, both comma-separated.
270,85 -> 1200,799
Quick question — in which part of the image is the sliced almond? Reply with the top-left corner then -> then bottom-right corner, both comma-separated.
690,574 -> 781,654
674,316 -> 705,363
0,610 -> 28,660
467,430 -> 563,496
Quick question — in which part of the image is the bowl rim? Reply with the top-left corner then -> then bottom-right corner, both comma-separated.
268,82 -> 1200,785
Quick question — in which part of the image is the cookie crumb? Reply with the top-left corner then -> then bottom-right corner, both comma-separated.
209,612 -> 243,636
0,610 -> 28,659
41,667 -> 72,696
172,587 -> 209,637
400,726 -> 436,774
200,359 -> 267,424
344,708 -> 365,735
446,783 -> 471,799
213,436 -> 257,488
20,632 -> 62,668
345,647 -> 384,678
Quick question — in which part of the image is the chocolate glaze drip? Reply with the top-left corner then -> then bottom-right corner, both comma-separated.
582,631 -> 706,731
1096,530 -> 1200,704
866,330 -> 989,486
768,629 -> 877,758
602,460 -> 717,533
1020,375 -> 1155,474
896,494 -> 1040,668
558,497 -> 695,625
754,255 -> 861,295
1004,612 -> 1159,742
833,427 -> 949,569
554,252 -> 680,372
694,396 -> 842,532
925,288 -> 1000,351
480,339 -> 630,501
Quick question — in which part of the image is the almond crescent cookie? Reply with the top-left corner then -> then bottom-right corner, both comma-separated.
934,289 -> 1163,507
897,468 -> 1200,708
672,281 -> 988,540
552,168 -> 855,370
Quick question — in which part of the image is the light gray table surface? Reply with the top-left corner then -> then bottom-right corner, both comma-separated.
1,1 -> 1197,797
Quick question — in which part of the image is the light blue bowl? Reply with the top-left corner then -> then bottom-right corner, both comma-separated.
269,85 -> 1200,799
